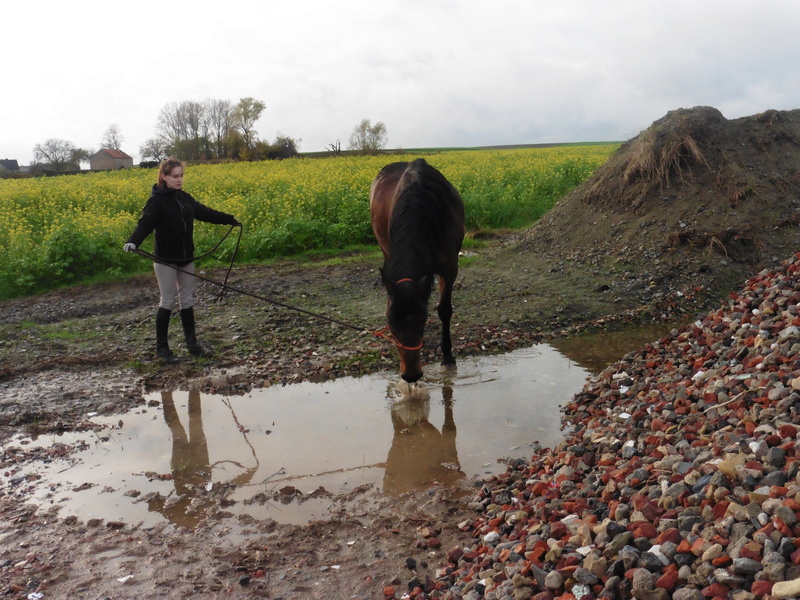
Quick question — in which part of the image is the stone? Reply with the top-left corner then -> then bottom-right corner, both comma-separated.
483,531 -> 501,545
762,561 -> 786,581
631,568 -> 653,590
700,543 -> 724,562
750,580 -> 774,599
604,575 -> 622,591
583,552 -> 608,578
713,567 -> 744,586
773,577 -> 800,600
701,582 -> 732,598
544,570 -> 563,590
731,557 -> 763,575
632,589 -> 668,600
573,567 -> 599,585
766,446 -> 786,467
655,570 -> 679,591
511,574 -> 534,588
672,589 -> 704,600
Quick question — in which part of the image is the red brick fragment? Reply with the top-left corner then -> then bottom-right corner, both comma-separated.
701,582 -> 729,597
656,528 -> 681,545
739,542 -> 763,562
711,555 -> 732,567
633,522 -> 657,539
656,571 -> 679,591
709,501 -> 727,520
750,580 -> 774,599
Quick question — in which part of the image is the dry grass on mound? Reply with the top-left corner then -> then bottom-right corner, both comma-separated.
583,121 -> 712,209
622,128 -> 709,188
667,227 -> 760,261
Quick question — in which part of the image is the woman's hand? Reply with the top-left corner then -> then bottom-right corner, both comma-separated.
123,243 -> 136,252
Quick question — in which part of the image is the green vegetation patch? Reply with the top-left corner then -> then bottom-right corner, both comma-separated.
0,146 -> 618,300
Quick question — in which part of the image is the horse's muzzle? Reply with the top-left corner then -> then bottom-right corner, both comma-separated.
398,349 -> 423,383
401,370 -> 423,383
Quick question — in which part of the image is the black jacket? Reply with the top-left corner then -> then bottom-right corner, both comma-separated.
127,185 -> 236,266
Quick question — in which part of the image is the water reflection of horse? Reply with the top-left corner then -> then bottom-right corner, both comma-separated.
383,385 -> 465,495
370,158 -> 465,382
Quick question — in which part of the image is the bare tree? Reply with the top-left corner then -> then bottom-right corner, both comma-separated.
158,101 -> 207,159
139,137 -> 169,163
232,97 -> 265,151
348,119 -> 388,154
326,140 -> 342,155
204,99 -> 233,158
100,123 -> 124,150
182,101 -> 205,159
156,102 -> 188,151
33,138 -> 88,172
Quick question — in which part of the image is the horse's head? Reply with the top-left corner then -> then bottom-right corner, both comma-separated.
382,270 -> 430,383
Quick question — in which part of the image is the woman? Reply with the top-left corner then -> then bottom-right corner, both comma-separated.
124,157 -> 240,362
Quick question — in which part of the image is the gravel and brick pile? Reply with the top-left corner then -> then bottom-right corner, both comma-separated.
401,252 -> 800,600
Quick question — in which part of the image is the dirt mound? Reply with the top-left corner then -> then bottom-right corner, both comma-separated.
519,106 -> 800,303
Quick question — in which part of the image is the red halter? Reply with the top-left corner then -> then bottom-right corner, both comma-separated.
373,326 -> 424,351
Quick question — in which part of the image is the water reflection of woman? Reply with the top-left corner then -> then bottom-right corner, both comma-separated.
383,386 -> 465,495
147,390 -> 259,528
147,389 -> 212,528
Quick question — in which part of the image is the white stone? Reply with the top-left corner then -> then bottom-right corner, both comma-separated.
773,577 -> 800,600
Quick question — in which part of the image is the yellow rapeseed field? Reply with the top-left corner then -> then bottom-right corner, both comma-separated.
0,146 -> 617,299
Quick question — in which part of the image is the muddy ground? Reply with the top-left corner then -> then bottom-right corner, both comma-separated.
2,106 -> 800,598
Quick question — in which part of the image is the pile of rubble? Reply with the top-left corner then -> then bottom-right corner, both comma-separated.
408,253 -> 800,599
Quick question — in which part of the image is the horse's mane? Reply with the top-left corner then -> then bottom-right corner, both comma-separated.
386,160 -> 458,285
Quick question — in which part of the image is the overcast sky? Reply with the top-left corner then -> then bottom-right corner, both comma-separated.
4,0 -> 800,165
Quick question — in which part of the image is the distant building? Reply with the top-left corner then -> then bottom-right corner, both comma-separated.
0,159 -> 19,172
90,149 -> 134,170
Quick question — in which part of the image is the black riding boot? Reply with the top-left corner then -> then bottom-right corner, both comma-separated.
155,307 -> 178,363
180,307 -> 213,357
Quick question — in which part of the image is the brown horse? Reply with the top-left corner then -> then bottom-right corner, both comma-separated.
369,158 -> 465,382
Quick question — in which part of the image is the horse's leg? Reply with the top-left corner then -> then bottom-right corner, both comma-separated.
436,274 -> 456,366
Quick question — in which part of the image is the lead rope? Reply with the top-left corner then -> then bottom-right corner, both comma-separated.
212,225 -> 242,303
132,227 -> 368,334
138,224 -> 240,303
132,229 -> 421,349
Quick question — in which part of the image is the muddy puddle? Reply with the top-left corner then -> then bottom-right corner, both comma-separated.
3,323 -> 678,530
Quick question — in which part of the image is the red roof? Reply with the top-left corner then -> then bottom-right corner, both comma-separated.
99,148 -> 132,159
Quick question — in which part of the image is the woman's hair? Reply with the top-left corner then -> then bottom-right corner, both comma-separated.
156,157 -> 184,188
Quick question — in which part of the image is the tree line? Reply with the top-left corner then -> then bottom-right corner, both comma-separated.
25,97 -> 388,173
138,97 -> 295,163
